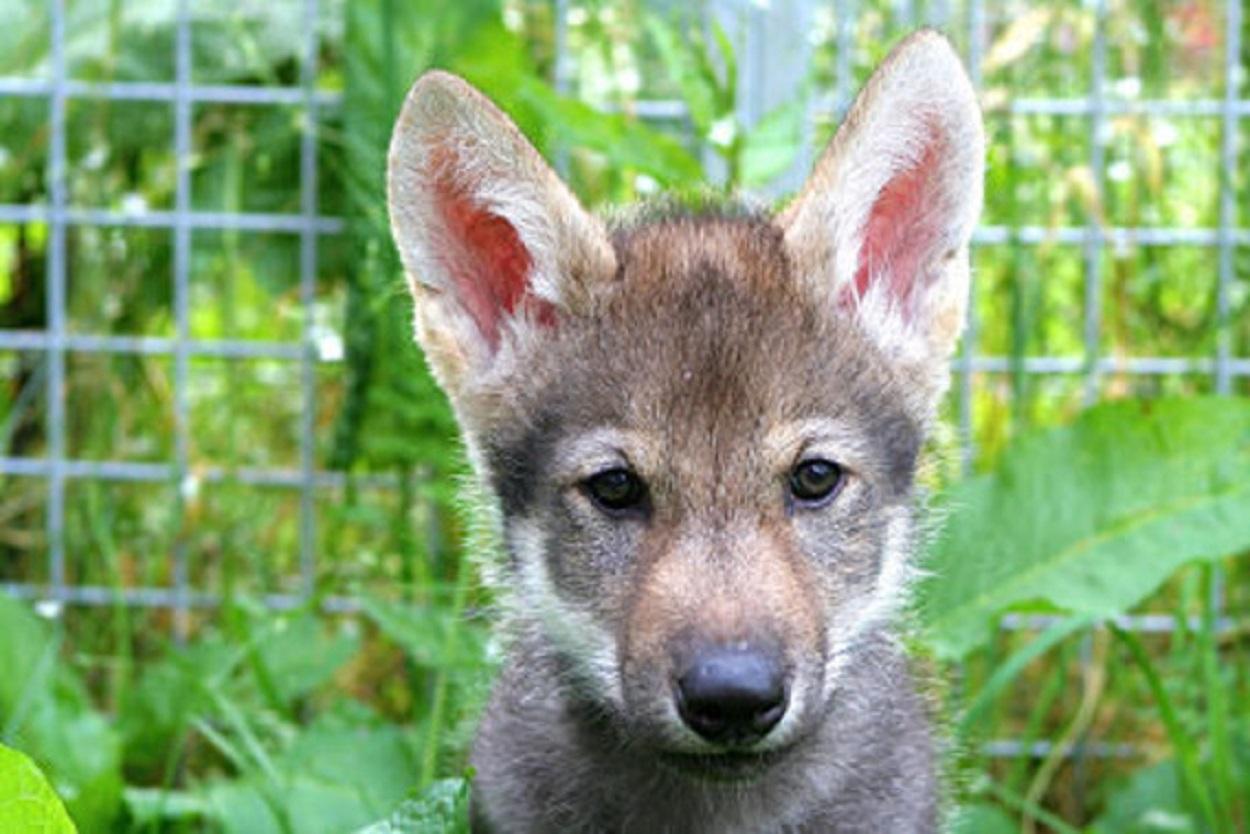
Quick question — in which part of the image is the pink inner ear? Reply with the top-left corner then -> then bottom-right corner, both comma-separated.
436,180 -> 556,349
849,128 -> 946,315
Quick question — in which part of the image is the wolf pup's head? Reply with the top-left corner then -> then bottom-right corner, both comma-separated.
388,31 -> 982,778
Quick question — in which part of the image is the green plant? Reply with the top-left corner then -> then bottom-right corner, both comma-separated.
645,13 -> 805,189
924,397 -> 1250,832
354,778 -> 471,834
0,595 -> 123,831
921,397 -> 1250,660
0,742 -> 78,834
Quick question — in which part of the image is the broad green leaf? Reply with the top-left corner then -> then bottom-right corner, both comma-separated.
920,397 -> 1250,659
0,743 -> 77,834
354,779 -> 471,834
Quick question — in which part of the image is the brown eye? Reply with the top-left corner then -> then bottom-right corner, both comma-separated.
789,459 -> 844,506
583,468 -> 647,513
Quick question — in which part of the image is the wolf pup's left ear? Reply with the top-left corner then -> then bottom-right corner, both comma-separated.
387,71 -> 616,407
779,31 -> 983,392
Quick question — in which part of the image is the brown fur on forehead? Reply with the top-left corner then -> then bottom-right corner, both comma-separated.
608,209 -> 791,295
482,213 -> 924,518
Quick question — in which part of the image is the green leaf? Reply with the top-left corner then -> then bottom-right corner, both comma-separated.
354,778 -> 471,834
957,614 -> 1094,737
124,787 -> 211,827
0,597 -> 123,832
201,706 -> 421,834
1108,625 -> 1219,830
645,16 -> 719,134
740,100 -> 804,187
363,598 -> 489,672
280,707 -> 420,818
0,743 -> 77,834
18,709 -> 122,834
516,79 -> 702,188
0,594 -> 59,717
204,780 -> 287,834
207,775 -> 390,834
1089,760 -> 1195,833
708,19 -> 738,110
920,397 -> 1250,659
254,614 -> 362,707
947,803 -> 1016,834
119,637 -> 233,774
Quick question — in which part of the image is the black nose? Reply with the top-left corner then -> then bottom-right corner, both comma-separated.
675,646 -> 788,746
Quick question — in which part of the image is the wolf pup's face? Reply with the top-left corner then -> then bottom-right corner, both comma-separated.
388,32 -> 982,778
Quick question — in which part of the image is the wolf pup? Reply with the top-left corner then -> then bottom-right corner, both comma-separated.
387,29 -> 983,834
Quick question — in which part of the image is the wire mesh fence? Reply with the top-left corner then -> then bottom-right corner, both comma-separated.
0,0 -> 339,636
0,0 -> 1246,772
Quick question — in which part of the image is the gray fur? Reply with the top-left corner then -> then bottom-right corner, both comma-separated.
468,215 -> 937,833
385,30 -> 984,834
472,634 -> 935,833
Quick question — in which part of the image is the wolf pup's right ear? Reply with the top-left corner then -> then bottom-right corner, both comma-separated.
779,31 -> 983,407
387,71 -> 616,410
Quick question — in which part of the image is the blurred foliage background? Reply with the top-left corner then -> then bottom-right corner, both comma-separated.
0,0 -> 1247,832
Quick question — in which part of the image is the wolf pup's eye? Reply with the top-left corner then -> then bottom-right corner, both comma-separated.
789,459 -> 845,506
583,468 -> 647,513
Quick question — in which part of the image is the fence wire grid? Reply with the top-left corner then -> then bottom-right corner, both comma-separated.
0,0 -> 1246,767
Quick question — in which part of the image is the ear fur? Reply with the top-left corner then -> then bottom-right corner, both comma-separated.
387,71 -> 616,406
779,30 -> 984,375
